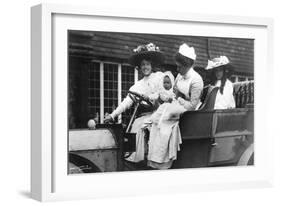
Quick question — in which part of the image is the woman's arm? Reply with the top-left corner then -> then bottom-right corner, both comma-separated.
148,92 -> 159,104
109,82 -> 141,120
178,78 -> 204,111
110,96 -> 134,119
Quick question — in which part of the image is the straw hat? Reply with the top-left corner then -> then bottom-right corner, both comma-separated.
206,56 -> 232,70
205,56 -> 234,76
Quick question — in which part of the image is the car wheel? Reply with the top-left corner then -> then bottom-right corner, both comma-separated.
68,153 -> 101,173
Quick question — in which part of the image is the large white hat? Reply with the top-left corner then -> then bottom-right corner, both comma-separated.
178,43 -> 196,60
206,56 -> 230,70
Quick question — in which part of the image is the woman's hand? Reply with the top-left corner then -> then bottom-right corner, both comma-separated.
143,94 -> 155,106
141,94 -> 150,102
178,97 -> 186,106
104,114 -> 113,123
173,85 -> 180,99
158,96 -> 164,104
168,97 -> 173,103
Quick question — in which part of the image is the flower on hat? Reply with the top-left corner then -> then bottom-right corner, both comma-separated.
133,43 -> 160,53
206,56 -> 230,70
178,43 -> 196,60
129,43 -> 164,67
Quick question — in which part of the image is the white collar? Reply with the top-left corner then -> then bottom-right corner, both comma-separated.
143,72 -> 153,80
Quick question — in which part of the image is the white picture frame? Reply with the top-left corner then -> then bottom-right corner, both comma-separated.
31,3 -> 274,202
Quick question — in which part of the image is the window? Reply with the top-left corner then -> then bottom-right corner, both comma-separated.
88,62 -> 100,122
238,77 -> 246,82
83,61 -> 137,125
121,65 -> 135,124
104,63 -> 118,115
231,75 -> 253,83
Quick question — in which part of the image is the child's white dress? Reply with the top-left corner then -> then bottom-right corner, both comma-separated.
147,72 -> 184,169
214,79 -> 235,109
150,88 -> 175,126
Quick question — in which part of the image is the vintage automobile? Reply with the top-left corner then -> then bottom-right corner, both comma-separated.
68,81 -> 254,174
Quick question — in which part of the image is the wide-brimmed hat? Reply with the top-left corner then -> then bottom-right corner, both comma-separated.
178,43 -> 196,60
205,56 -> 232,70
128,43 -> 165,67
205,56 -> 234,77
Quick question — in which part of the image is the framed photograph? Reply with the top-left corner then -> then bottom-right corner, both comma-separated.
31,3 -> 274,201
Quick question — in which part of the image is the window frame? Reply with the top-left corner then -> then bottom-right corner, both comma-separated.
91,60 -> 138,123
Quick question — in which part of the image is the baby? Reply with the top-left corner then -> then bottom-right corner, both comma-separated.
150,72 -> 175,126
158,74 -> 175,104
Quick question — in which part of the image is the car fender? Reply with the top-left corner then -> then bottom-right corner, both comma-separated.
237,143 -> 254,166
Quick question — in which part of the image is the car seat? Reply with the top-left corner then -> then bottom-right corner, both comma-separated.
198,86 -> 219,111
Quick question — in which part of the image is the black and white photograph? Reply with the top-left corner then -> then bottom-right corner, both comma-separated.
67,30 -> 254,174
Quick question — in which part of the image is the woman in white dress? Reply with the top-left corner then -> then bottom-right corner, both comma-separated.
205,56 -> 235,109
104,43 -> 164,163
147,43 -> 204,169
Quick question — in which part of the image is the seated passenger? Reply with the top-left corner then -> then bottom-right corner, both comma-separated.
205,56 -> 236,109
147,43 -> 204,169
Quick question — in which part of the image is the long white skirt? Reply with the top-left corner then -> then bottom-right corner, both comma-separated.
147,101 -> 185,169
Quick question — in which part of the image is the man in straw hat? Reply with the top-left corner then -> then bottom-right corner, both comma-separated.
104,43 -> 165,163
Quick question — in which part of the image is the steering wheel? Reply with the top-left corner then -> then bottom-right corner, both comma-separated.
128,91 -> 153,108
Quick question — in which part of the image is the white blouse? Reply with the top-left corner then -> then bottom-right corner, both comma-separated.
214,79 -> 236,109
174,68 -> 204,111
111,72 -> 164,119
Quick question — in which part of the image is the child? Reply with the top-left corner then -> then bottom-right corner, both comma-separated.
150,71 -> 175,126
159,74 -> 175,103
205,56 -> 235,109
147,71 -> 180,169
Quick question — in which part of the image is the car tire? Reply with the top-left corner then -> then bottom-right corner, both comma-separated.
68,153 -> 101,173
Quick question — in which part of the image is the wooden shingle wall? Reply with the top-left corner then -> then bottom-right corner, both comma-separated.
69,31 -> 254,76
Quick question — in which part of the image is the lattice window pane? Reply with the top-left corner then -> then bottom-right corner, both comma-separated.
88,62 -> 100,122
121,65 -> 135,124
104,63 -> 118,116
